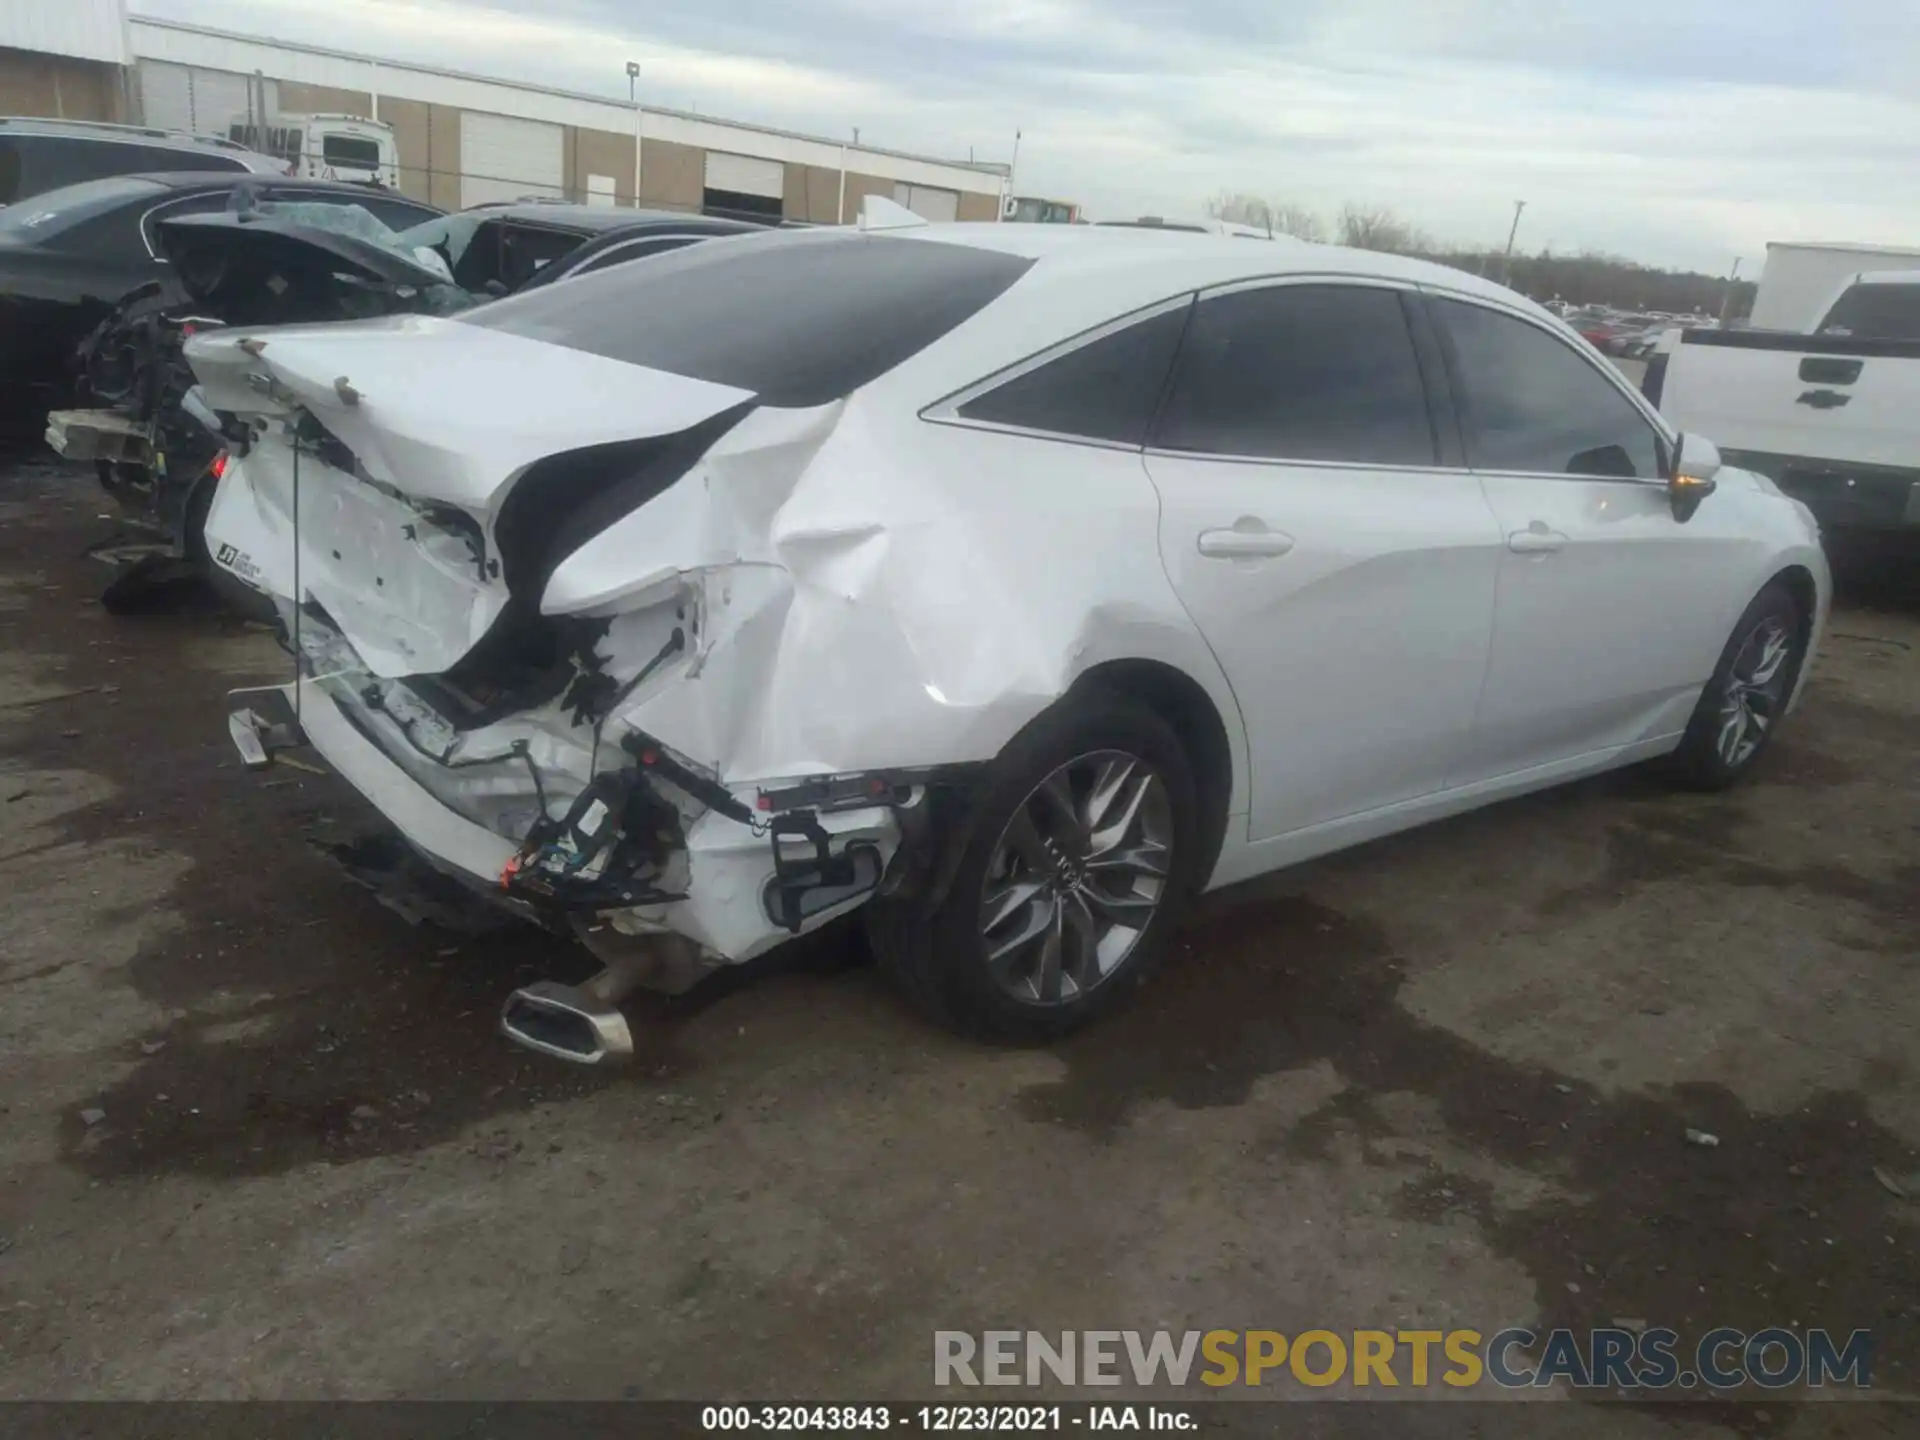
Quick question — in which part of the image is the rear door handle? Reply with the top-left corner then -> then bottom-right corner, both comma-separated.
1198,520 -> 1295,559
1508,524 -> 1567,555
1797,389 -> 1851,409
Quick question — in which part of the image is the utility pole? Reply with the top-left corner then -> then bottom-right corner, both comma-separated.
626,61 -> 642,208
1499,200 -> 1527,285
1718,256 -> 1743,325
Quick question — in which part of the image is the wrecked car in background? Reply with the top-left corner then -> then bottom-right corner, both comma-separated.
192,214 -> 1829,1065
47,197 -> 760,605
0,172 -> 439,436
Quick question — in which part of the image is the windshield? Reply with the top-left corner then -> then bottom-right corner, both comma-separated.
322,135 -> 383,170
459,229 -> 1033,407
1818,282 -> 1920,341
0,176 -> 165,241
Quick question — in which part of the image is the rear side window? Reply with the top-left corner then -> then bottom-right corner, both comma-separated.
954,303 -> 1190,445
1153,284 -> 1436,465
10,136 -> 242,202
1434,297 -> 1664,479
1818,282 -> 1920,340
460,231 -> 1033,407
0,176 -> 164,244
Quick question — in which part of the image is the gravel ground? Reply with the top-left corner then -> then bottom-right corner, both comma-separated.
0,450 -> 1915,1433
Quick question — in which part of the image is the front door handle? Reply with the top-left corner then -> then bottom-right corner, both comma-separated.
1198,519 -> 1295,560
1508,523 -> 1568,555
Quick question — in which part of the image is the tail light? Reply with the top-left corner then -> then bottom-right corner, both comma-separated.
210,452 -> 229,480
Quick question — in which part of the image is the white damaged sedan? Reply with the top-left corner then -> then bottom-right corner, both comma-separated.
190,215 -> 1828,1061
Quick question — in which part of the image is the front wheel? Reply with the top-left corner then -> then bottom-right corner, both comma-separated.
867,690 -> 1201,1042
1660,581 -> 1807,790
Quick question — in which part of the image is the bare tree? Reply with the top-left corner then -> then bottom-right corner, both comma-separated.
1205,191 -> 1325,241
1337,204 -> 1426,254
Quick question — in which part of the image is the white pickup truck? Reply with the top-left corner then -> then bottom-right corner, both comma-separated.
1646,269 -> 1920,536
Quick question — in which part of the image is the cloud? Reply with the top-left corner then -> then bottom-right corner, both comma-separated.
131,0 -> 1920,272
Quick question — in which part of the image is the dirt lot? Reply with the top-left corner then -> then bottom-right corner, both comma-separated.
0,451 -> 1915,1430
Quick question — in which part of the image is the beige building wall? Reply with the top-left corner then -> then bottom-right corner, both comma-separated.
424,103 -> 461,210
785,162 -> 843,224
636,135 -> 703,212
275,81 -> 373,117
956,190 -> 1000,223
571,125 -> 634,204
783,165 -> 1000,225
378,96 -> 432,202
837,171 -> 897,221
0,48 -> 124,122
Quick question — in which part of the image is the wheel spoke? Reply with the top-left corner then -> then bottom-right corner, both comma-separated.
1088,772 -> 1153,858
1083,757 -> 1138,834
982,879 -> 1046,934
1080,884 -> 1158,922
1716,705 -> 1747,764
1747,628 -> 1790,686
998,806 -> 1056,877
985,891 -> 1054,973
1033,907 -> 1065,1003
1059,891 -> 1101,987
1086,840 -> 1170,883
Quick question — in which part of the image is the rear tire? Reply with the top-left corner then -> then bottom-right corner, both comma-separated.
1660,582 -> 1806,791
867,688 -> 1200,1042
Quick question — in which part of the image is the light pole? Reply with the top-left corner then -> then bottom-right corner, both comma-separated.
1499,199 -> 1527,285
1719,256 -> 1743,325
626,60 -> 642,208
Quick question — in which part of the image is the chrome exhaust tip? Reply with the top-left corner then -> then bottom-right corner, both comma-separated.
500,980 -> 635,1066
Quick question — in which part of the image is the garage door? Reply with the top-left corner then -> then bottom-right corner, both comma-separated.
460,112 -> 564,207
139,63 -> 275,138
893,182 -> 959,223
703,151 -> 784,200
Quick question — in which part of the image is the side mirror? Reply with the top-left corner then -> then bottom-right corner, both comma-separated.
1668,432 -> 1720,523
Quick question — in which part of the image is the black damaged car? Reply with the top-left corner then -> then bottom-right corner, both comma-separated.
0,171 -> 442,436
44,195 -> 765,607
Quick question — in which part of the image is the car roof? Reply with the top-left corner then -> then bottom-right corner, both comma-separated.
458,201 -> 754,233
0,116 -> 280,167
891,221 -> 1551,318
125,171 -> 435,200
1849,268 -> 1920,288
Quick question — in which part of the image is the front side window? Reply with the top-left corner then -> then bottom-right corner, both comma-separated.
1152,283 -> 1436,466
954,302 -> 1190,446
1434,297 -> 1665,479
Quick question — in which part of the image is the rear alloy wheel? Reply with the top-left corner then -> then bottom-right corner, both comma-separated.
868,690 -> 1200,1041
978,751 -> 1173,1007
1662,581 -> 1806,790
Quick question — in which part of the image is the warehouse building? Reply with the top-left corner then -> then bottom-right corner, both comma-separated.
2,2 -> 1009,224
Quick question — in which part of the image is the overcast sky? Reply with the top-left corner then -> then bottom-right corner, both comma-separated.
133,0 -> 1920,273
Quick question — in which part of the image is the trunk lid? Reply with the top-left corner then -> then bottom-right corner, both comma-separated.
189,317 -> 756,676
